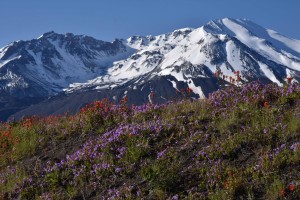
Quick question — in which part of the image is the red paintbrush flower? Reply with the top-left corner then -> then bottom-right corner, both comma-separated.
279,189 -> 286,198
289,183 -> 296,191
263,101 -> 268,108
287,77 -> 293,84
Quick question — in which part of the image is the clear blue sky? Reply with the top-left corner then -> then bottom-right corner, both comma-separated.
0,0 -> 299,47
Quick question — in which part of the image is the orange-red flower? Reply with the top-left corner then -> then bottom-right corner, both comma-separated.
287,77 -> 293,84
186,87 -> 193,94
225,180 -> 230,189
263,101 -> 268,108
150,91 -> 155,98
214,69 -> 221,78
279,189 -> 286,198
289,183 -> 296,191
22,118 -> 32,127
120,96 -> 128,104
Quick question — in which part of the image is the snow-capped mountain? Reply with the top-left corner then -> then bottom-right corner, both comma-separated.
2,18 -> 300,120
0,31 -> 135,97
0,31 -> 136,120
67,18 -> 300,96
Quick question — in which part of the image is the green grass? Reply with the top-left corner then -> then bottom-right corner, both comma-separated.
1,82 -> 300,199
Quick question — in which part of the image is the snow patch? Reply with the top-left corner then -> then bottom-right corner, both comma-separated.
187,79 -> 205,99
258,62 -> 283,86
267,30 -> 300,54
168,79 -> 178,91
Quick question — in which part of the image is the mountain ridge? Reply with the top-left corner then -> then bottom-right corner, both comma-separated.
1,18 -> 300,120
0,31 -> 136,120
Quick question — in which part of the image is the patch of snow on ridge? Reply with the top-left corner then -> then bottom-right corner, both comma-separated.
0,70 -> 28,89
0,47 -> 7,60
267,30 -> 300,54
258,62 -> 283,86
0,55 -> 21,68
168,79 -> 178,91
187,79 -> 205,99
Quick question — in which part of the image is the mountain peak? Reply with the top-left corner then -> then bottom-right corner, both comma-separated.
173,27 -> 194,33
37,31 -> 57,39
37,31 -> 84,40
65,32 -> 75,38
205,18 -> 255,30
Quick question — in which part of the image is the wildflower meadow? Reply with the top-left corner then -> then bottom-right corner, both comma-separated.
1,82 -> 300,199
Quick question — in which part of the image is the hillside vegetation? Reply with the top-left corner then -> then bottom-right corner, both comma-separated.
1,82 -> 300,199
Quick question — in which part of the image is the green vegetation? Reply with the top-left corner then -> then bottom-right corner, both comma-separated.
1,82 -> 300,199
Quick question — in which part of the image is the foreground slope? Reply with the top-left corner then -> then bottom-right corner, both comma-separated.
1,82 -> 300,199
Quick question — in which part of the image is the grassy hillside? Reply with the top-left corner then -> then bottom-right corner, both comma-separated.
1,82 -> 300,199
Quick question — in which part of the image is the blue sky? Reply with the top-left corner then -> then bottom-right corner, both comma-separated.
0,0 -> 299,47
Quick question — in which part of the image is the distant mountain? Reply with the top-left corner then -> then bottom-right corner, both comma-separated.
1,18 -> 300,120
0,32 -> 135,120
0,31 -> 136,97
